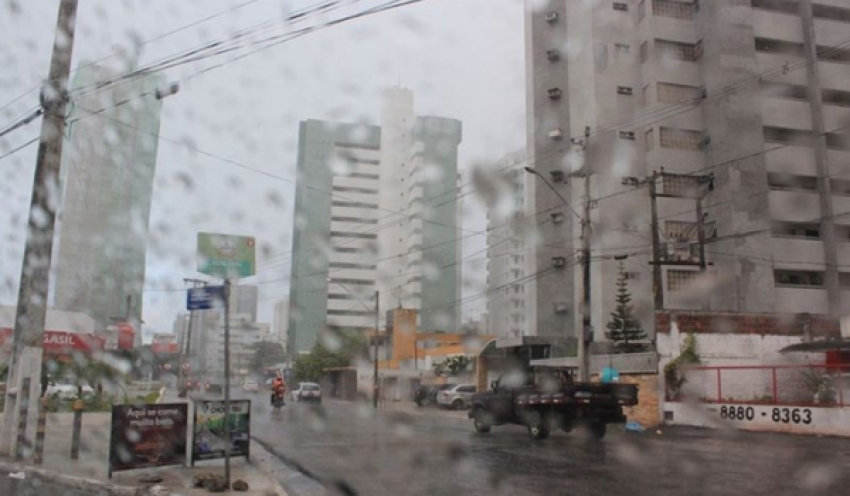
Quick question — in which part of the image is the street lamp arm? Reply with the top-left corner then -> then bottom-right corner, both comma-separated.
524,167 -> 580,220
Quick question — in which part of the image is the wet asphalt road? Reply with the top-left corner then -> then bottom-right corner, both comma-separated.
0,473 -> 89,496
248,396 -> 850,496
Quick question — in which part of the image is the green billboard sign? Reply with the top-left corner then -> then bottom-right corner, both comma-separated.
197,232 -> 256,279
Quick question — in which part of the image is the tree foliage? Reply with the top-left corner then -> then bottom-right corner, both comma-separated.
664,333 -> 701,398
433,355 -> 471,377
605,262 -> 648,353
250,341 -> 287,374
293,331 -> 367,382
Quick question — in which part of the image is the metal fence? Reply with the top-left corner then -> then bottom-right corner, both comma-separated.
670,364 -> 850,407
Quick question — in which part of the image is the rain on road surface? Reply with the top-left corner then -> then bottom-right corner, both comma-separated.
248,396 -> 850,496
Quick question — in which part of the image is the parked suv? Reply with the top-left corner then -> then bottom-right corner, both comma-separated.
437,384 -> 477,410
413,383 -> 455,407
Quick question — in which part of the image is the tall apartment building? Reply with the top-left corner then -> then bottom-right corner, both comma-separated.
287,89 -> 463,354
486,150 -> 538,337
525,0 -> 850,341
53,61 -> 165,330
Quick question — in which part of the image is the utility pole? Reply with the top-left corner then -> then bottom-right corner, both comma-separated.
648,173 -> 664,311
180,278 -> 207,396
623,170 -> 714,312
373,290 -> 380,409
223,279 -> 232,488
1,0 -> 78,456
578,126 -> 592,383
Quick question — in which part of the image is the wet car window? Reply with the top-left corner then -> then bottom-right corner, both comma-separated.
2,1 -> 850,496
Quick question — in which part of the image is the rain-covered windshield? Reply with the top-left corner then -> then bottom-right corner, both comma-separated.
2,1 -> 850,495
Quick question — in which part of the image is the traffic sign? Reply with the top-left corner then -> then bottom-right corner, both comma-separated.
187,285 -> 225,311
197,232 -> 256,279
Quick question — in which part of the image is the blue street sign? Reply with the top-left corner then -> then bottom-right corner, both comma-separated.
187,286 -> 225,311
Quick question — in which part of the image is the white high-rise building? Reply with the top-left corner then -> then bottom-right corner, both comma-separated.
525,0 -> 850,344
287,89 -> 463,354
486,150 -> 537,338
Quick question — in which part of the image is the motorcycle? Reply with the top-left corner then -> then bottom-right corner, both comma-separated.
271,389 -> 286,410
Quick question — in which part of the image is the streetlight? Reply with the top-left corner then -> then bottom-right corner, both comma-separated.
328,278 -> 380,408
525,142 -> 593,383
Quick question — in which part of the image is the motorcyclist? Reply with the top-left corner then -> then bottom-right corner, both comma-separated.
271,375 -> 286,406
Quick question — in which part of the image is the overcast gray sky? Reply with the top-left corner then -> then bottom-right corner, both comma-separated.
0,0 -> 526,340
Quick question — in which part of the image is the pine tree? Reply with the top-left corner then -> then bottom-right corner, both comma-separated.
605,261 -> 648,353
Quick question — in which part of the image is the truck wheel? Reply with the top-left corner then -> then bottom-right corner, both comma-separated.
589,422 -> 607,439
473,408 -> 491,433
526,411 -> 549,440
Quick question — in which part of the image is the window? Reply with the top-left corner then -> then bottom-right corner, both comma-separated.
328,293 -> 376,300
345,172 -> 380,180
660,127 -> 703,150
332,186 -> 379,194
656,39 -> 700,61
652,0 -> 696,20
330,231 -> 377,239
617,86 -> 634,95
619,130 -> 636,140
760,82 -> 808,102
595,43 -> 609,72
657,82 -> 701,103
755,37 -> 804,56
457,386 -> 476,393
645,128 -> 655,150
334,247 -> 361,253
767,172 -> 817,192
328,262 -> 377,270
640,41 -> 649,63
643,84 -> 652,105
763,126 -> 814,146
771,221 -> 821,239
332,201 -> 378,209
774,270 -> 824,287
639,0 -> 646,20
328,278 -> 373,285
613,2 -> 629,11
817,44 -> 850,64
812,3 -> 850,23
667,270 -> 699,291
328,309 -> 373,317
625,271 -> 641,281
751,0 -> 799,15
615,43 -> 631,54
332,216 -> 378,224
666,220 -> 697,241
831,178 -> 850,196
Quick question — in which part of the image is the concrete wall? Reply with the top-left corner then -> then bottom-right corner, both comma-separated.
665,402 -> 850,437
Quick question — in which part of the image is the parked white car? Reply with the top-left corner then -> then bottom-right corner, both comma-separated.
46,383 -> 94,400
437,384 -> 477,410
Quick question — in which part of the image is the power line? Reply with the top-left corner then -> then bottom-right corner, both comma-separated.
0,137 -> 39,162
0,0 -> 271,114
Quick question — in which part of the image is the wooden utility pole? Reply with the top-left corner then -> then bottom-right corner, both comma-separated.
1,0 -> 78,456
578,127 -> 592,383
624,170 -> 713,311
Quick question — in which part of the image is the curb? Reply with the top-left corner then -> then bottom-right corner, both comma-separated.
250,439 -> 324,496
0,460 -> 142,496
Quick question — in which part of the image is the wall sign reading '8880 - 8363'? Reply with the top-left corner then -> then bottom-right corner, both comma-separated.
717,404 -> 814,425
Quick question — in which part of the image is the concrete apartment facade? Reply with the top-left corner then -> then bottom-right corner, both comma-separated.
525,0 -> 850,344
486,150 -> 538,338
53,61 -> 165,330
287,89 -> 463,354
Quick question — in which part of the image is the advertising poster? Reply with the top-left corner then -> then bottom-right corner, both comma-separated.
192,399 -> 251,462
109,403 -> 188,475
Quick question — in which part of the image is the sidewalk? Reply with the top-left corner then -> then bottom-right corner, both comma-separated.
0,394 -> 289,495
